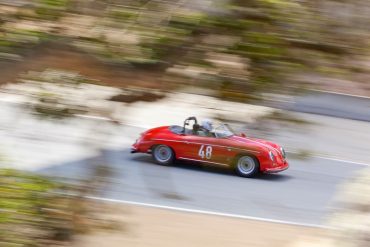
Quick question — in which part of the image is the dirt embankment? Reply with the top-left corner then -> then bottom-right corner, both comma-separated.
0,41 -> 164,89
73,204 -> 321,247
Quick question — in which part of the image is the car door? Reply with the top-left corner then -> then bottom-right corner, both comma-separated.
182,135 -> 229,165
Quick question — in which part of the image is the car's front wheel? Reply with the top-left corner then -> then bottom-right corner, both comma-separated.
235,155 -> 259,178
152,145 -> 174,166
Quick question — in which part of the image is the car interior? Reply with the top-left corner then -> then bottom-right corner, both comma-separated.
169,117 -> 215,137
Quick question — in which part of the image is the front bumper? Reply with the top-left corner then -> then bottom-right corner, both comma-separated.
263,162 -> 289,174
130,147 -> 138,153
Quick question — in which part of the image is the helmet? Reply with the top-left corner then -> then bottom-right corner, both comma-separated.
201,119 -> 213,131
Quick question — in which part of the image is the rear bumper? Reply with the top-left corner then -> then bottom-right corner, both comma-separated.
263,162 -> 289,174
131,142 -> 152,154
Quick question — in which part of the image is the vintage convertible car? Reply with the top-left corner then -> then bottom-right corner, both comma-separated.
131,117 -> 288,177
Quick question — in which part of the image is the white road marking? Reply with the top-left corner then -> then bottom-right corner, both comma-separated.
310,89 -> 370,99
287,151 -> 370,167
88,196 -> 331,229
311,156 -> 370,167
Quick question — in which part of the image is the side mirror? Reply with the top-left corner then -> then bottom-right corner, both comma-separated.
240,133 -> 246,137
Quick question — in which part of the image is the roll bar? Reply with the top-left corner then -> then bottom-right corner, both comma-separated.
183,116 -> 198,134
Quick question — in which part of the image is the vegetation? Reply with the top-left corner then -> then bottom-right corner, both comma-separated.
1,0 -> 369,100
0,1 -> 369,246
0,169 -> 106,246
0,68 -> 122,246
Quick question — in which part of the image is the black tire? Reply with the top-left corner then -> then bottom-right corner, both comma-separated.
234,155 -> 260,178
152,145 -> 175,166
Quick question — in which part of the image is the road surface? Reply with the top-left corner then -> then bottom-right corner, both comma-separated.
38,145 -> 365,226
1,99 -> 368,227
266,90 -> 370,122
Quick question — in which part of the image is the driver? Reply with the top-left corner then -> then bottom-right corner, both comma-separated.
201,119 -> 214,137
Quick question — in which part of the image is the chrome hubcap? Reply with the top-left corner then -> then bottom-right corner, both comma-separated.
237,156 -> 255,174
154,145 -> 172,162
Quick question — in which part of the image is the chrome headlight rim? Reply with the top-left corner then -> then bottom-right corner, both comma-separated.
280,147 -> 286,159
269,151 -> 275,161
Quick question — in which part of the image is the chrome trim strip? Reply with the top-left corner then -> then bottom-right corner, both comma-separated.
151,138 -> 260,154
240,138 -> 281,155
234,137 -> 286,161
178,157 -> 229,167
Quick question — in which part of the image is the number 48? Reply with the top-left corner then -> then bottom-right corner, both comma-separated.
198,145 -> 212,159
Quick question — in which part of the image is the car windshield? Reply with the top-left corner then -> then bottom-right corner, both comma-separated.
212,124 -> 235,138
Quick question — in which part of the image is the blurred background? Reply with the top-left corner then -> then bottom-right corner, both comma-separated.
0,0 -> 369,246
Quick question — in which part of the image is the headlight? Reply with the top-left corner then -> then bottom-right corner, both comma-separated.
269,151 -> 275,161
280,147 -> 286,159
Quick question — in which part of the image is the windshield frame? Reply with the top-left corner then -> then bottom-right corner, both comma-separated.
212,123 -> 235,138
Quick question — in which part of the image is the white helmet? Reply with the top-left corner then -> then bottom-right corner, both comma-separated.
201,119 -> 213,131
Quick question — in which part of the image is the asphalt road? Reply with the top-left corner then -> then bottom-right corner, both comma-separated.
1,98 -> 368,227
39,148 -> 365,226
267,90 -> 370,122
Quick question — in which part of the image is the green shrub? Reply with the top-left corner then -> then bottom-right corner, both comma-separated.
0,168 -> 113,246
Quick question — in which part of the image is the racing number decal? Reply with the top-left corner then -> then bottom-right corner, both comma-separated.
198,145 -> 212,159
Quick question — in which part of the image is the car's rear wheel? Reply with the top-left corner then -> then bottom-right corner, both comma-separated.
235,155 -> 259,178
152,145 -> 174,166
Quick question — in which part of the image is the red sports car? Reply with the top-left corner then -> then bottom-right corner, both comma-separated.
131,117 -> 288,177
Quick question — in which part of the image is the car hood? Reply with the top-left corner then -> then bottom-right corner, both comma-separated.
229,135 -> 281,152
